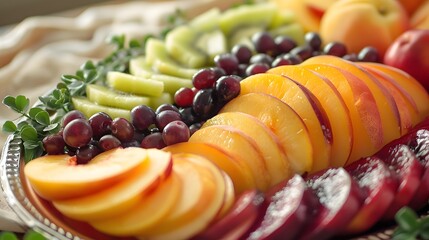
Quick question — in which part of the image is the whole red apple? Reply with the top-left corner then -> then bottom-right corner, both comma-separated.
384,29 -> 429,92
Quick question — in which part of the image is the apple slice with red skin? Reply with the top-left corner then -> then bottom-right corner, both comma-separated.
300,168 -> 364,240
192,189 -> 266,240
376,144 -> 424,220
246,174 -> 320,240
343,156 -> 398,234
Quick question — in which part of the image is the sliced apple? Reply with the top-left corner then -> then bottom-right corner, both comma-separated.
203,112 -> 293,186
141,153 -> 225,240
239,73 -> 333,173
163,142 -> 254,194
358,62 -> 429,120
268,65 -> 353,168
189,124 -> 271,191
303,55 -> 401,161
220,92 -> 314,175
52,149 -> 173,221
24,147 -> 148,201
247,174 -> 319,240
301,64 -> 384,164
89,172 -> 180,236
343,156 -> 398,234
193,189 -> 266,240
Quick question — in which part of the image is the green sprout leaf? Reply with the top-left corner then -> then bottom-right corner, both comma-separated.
0,232 -> 18,240
2,121 -> 17,133
15,95 -> 30,112
20,125 -> 38,142
34,111 -> 50,126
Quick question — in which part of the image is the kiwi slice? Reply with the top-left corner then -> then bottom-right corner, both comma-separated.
86,84 -> 150,110
72,97 -> 131,120
106,71 -> 164,97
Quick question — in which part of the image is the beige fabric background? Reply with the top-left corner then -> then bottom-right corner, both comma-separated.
0,0 -> 242,149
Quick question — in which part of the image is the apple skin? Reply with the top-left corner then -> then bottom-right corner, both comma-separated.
383,29 -> 429,92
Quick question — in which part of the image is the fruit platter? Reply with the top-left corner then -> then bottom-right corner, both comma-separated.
2,0 -> 429,239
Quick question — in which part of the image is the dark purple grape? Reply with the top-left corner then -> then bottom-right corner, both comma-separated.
305,32 -> 322,50
231,44 -> 253,64
174,87 -> 195,107
212,67 -> 227,80
98,134 -> 121,151
343,53 -> 358,62
63,119 -> 93,148
290,45 -> 313,61
131,105 -> 156,131
214,75 -> 241,103
162,120 -> 190,145
275,36 -> 297,54
249,53 -> 273,66
192,88 -> 217,119
61,110 -> 86,128
323,42 -> 348,57
214,53 -> 239,75
251,32 -> 277,56
122,140 -> 140,148
43,134 -> 65,155
155,103 -> 179,114
282,53 -> 303,65
192,68 -> 218,89
245,63 -> 270,76
89,112 -> 112,139
76,144 -> 101,164
141,132 -> 166,149
155,110 -> 182,131
189,122 -> 202,135
237,63 -> 249,78
111,118 -> 134,142
358,46 -> 380,62
271,56 -> 293,68
180,107 -> 198,125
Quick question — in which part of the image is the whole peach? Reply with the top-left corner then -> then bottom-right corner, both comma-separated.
383,29 -> 429,91
319,0 -> 410,57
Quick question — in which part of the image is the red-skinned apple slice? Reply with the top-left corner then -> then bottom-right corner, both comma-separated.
24,147 -> 149,200
52,148 -> 173,221
192,189 -> 266,240
343,156 -> 398,234
376,144 -> 424,220
247,174 -> 320,240
300,168 -> 364,240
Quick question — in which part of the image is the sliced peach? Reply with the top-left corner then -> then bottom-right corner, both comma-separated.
189,125 -> 271,191
301,63 -> 385,163
268,65 -> 353,168
24,147 -> 148,201
358,62 -> 429,119
89,172 -> 180,236
215,172 -> 235,221
239,74 -> 332,173
142,153 -> 225,240
203,112 -> 293,186
52,149 -> 173,221
303,56 -> 401,159
221,92 -> 314,175
363,66 -> 420,133
163,142 -> 254,194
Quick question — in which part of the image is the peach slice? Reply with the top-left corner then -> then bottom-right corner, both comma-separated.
142,153 -> 226,240
214,172 -> 236,221
239,74 -> 331,173
358,62 -> 429,119
301,64 -> 385,163
24,147 -> 148,201
303,56 -> 401,159
189,125 -> 271,191
89,172 -> 180,236
363,66 -> 420,133
52,148 -> 173,221
163,142 -> 254,194
268,65 -> 353,168
203,112 -> 293,186
220,92 -> 314,175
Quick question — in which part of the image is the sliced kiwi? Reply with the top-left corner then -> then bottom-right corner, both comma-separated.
72,97 -> 131,120
189,7 -> 221,32
195,29 -> 228,63
86,84 -> 150,110
106,71 -> 164,97
145,38 -> 198,79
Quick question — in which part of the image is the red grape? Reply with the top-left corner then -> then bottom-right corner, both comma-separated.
111,118 -> 134,142
62,110 -> 86,128
63,119 -> 93,148
98,135 -> 121,151
162,120 -> 190,145
76,144 -> 101,164
131,105 -> 156,131
42,134 -> 65,155
174,87 -> 195,107
141,132 -> 166,149
214,53 -> 239,75
155,110 -> 182,131
89,112 -> 112,139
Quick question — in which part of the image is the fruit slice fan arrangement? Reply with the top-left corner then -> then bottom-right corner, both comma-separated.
3,2 -> 429,240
